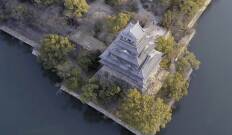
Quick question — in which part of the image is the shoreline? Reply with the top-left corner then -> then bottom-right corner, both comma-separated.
0,0 -> 212,134
0,26 -> 40,49
60,86 -> 145,135
187,0 -> 212,28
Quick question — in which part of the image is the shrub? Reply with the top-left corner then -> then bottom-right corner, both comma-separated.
64,0 -> 89,17
39,34 -> 74,71
107,12 -> 131,33
64,68 -> 83,91
118,89 -> 172,134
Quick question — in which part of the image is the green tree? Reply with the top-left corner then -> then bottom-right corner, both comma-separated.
180,0 -> 199,17
105,0 -> 122,6
118,89 -> 172,134
162,73 -> 189,101
176,57 -> 191,74
160,57 -> 171,69
185,51 -> 200,70
98,85 -> 121,104
159,0 -> 171,6
64,0 -> 89,17
32,0 -> 57,5
64,67 -> 82,91
107,12 -> 131,33
80,79 -> 99,103
39,34 -> 74,70
56,61 -> 73,79
195,0 -> 205,7
78,51 -> 101,72
162,10 -> 176,29
155,35 -> 176,56
176,51 -> 200,75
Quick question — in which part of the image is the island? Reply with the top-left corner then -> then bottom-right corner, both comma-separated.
0,0 -> 211,135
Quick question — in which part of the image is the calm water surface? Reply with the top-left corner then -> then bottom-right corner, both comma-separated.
1,0 -> 232,135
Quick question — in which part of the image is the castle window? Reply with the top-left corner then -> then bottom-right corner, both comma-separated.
122,49 -> 130,55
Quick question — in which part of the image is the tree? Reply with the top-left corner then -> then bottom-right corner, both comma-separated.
162,10 -> 175,29
39,34 -> 74,70
155,35 -> 176,56
162,73 -> 189,101
98,85 -> 121,104
56,61 -> 73,79
195,0 -> 205,7
159,0 -> 171,6
107,12 -> 131,33
176,57 -> 191,74
10,4 -> 28,21
185,51 -> 200,70
32,0 -> 57,5
64,0 -> 89,17
160,57 -> 171,69
64,68 -> 82,91
176,50 -> 200,75
78,51 -> 101,72
105,0 -> 122,6
180,0 -> 199,17
80,79 -> 99,103
118,89 -> 172,134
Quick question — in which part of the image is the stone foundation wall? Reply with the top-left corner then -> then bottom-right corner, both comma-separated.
95,66 -> 134,90
95,65 -> 165,94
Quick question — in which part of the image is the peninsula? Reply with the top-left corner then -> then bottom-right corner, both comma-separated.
0,0 -> 211,134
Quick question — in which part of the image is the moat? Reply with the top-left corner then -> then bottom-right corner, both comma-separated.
1,0 -> 232,135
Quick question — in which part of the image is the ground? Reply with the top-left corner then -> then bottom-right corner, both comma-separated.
0,0 -> 164,51
0,0 -> 209,134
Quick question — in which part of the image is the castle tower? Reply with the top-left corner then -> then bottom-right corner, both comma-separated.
98,22 -> 165,92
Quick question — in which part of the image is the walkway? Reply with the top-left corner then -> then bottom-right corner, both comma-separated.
0,26 -> 40,49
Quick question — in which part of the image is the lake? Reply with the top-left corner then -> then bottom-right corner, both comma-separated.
1,0 -> 232,135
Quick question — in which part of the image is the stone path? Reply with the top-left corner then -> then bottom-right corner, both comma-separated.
0,26 -> 40,49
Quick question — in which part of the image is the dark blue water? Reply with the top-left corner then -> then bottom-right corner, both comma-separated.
161,0 -> 232,135
0,0 -> 232,135
0,34 -> 129,135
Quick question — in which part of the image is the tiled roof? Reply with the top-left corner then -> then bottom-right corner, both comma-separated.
100,21 -> 165,90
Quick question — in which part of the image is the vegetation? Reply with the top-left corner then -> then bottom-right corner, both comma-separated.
39,34 -> 75,71
64,0 -> 89,17
1,0 -> 205,133
162,73 -> 189,101
64,67 -> 83,91
77,51 -> 101,72
184,51 -> 201,70
98,85 -> 122,105
162,10 -> 176,30
156,34 -> 177,69
176,51 -> 200,75
0,2 -> 29,22
161,0 -> 207,38
160,57 -> 171,70
32,0 -> 57,5
156,35 -> 176,56
105,0 -> 123,6
80,79 -> 99,102
79,78 -> 122,105
118,89 -> 172,135
107,12 -> 132,33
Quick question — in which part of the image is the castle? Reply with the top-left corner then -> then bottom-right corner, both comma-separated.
97,21 -> 166,92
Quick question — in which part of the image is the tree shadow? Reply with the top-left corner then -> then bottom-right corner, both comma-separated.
120,127 -> 135,135
83,106 -> 105,123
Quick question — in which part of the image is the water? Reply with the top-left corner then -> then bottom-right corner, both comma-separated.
0,0 -> 232,135
0,34 -> 127,135
161,1 -> 232,135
